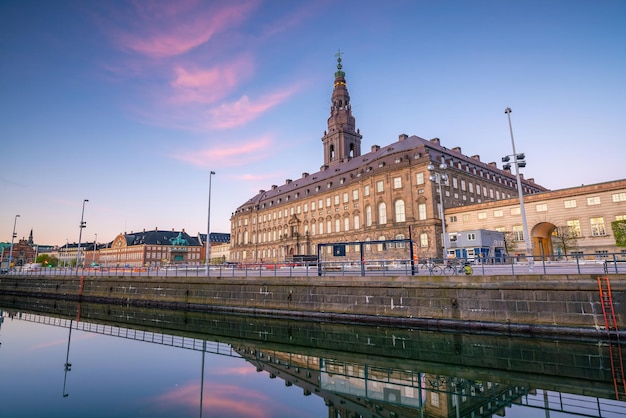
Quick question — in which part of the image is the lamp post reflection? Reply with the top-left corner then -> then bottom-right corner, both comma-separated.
62,320 -> 73,398
199,340 -> 206,417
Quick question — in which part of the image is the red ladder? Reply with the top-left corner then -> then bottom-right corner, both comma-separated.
598,275 -> 626,400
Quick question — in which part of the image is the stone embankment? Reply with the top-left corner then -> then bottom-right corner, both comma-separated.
1,273 -> 624,339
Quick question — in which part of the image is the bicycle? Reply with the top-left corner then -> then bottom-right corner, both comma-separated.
443,262 -> 473,276
419,259 -> 442,275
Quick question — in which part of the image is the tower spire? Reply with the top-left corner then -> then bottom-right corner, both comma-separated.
321,51 -> 362,166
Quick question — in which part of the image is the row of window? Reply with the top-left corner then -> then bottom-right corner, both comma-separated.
235,170 -> 530,227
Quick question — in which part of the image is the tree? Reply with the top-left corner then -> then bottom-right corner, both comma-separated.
36,254 -> 59,268
502,231 -> 517,255
612,220 -> 626,247
551,225 -> 579,257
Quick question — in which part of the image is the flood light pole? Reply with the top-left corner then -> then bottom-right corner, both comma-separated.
428,162 -> 449,261
206,171 -> 215,276
76,199 -> 88,274
504,107 -> 533,271
8,214 -> 20,271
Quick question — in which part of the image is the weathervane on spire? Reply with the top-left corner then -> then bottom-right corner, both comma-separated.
334,49 -> 345,78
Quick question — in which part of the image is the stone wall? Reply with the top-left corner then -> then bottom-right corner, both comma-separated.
1,273 -> 624,338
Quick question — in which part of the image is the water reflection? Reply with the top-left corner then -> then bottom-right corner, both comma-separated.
1,297 -> 626,417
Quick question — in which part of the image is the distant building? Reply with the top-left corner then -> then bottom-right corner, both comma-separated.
98,229 -> 202,267
0,239 -> 36,267
198,232 -> 231,264
445,179 -> 626,258
448,229 -> 506,261
230,55 -> 547,263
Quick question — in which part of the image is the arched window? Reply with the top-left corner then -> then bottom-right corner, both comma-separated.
378,202 -> 387,225
330,144 -> 335,161
395,200 -> 406,222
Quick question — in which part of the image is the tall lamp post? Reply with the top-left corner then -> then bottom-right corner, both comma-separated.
8,215 -> 20,271
206,171 -> 216,276
503,107 -> 533,271
428,162 -> 449,261
76,199 -> 88,274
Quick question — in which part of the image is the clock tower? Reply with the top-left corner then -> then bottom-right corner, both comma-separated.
321,51 -> 362,167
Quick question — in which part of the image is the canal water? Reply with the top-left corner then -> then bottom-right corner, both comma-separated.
1,298 -> 625,417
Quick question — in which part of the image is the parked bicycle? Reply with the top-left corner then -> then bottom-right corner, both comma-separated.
443,261 -> 473,276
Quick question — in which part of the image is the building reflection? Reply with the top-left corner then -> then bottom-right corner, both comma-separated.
235,346 -> 532,418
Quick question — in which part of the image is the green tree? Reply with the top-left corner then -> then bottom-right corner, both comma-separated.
36,254 -> 59,268
612,220 -> 626,247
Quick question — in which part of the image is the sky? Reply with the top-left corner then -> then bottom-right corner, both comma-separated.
1,0 -> 625,247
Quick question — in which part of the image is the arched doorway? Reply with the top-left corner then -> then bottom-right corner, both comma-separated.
531,222 -> 557,260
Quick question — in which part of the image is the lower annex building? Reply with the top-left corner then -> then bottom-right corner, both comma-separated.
230,55 -> 547,263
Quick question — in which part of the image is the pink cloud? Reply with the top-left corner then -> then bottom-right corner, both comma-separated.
112,1 -> 259,58
171,135 -> 273,168
150,381 -> 275,418
169,55 -> 254,105
207,85 -> 300,129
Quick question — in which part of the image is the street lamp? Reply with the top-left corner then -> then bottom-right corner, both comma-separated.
206,171 -> 216,276
504,107 -> 533,271
8,215 -> 20,271
93,233 -> 98,266
76,199 -> 88,274
428,162 -> 449,261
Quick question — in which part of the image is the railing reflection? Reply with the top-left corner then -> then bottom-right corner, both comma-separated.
4,309 -> 626,417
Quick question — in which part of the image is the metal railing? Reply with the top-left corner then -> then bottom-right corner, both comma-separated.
3,253 -> 626,278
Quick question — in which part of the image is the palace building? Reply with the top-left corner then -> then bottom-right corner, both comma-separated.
229,56 -> 548,263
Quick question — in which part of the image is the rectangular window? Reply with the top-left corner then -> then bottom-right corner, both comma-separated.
327,220 -> 332,234
376,180 -> 384,192
511,207 -> 521,215
344,217 -> 349,231
566,219 -> 582,237
352,189 -> 359,200
536,203 -> 547,212
416,172 -> 425,185
303,203 -> 308,212
364,185 -> 370,196
326,197 -> 331,207
335,219 -> 340,233
393,177 -> 402,189
587,196 -> 601,205
452,177 -> 458,188
343,192 -> 349,203
311,201 -> 316,211
564,199 -> 577,208
460,180 -> 466,191
318,199 -> 323,210
494,210 -> 503,217
613,193 -> 626,202
468,182 -> 474,193
590,217 -> 606,236
478,212 -> 487,220
420,233 -> 428,247
354,215 -> 360,229
512,225 -> 524,241
418,203 -> 427,220
463,214 -> 470,222
467,233 -> 476,241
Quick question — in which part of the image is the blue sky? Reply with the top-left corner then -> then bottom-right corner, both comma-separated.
1,0 -> 625,246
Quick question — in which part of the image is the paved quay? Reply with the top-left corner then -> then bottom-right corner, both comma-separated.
1,273 -> 625,340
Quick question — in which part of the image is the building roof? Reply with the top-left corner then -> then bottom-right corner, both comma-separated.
122,230 -> 201,247
198,232 -> 231,244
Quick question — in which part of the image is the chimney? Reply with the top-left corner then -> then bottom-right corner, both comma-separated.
371,145 -> 380,152
398,133 -> 408,142
452,146 -> 462,154
302,172 -> 309,178
430,137 -> 440,145
271,185 -> 278,190
488,162 -> 497,167
285,179 -> 292,184
471,155 -> 480,161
